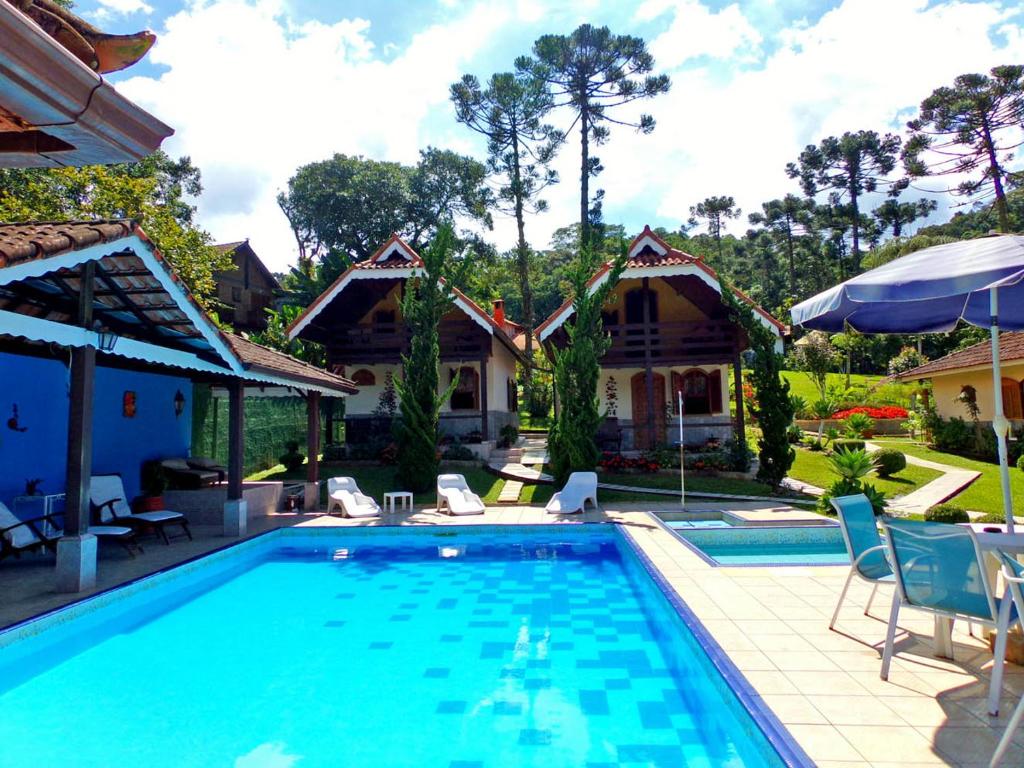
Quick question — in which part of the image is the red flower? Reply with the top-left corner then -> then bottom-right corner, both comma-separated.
832,406 -> 907,420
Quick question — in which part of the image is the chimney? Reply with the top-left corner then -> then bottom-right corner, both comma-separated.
492,299 -> 506,328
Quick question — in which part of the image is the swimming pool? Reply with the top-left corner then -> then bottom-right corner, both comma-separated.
0,526 -> 808,767
674,525 -> 848,566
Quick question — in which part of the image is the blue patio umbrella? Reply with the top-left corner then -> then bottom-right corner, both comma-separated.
791,234 -> 1024,530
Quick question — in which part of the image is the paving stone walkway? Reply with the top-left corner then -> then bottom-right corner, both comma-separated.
866,442 -> 982,515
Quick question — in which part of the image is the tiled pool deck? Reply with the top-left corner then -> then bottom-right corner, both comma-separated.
2,501 -> 1022,767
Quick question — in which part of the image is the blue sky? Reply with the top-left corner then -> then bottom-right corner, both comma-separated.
80,0 -> 1024,271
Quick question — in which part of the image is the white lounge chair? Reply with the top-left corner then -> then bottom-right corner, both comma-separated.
90,474 -> 191,544
1,500 -> 139,559
545,472 -> 599,515
327,477 -> 381,518
437,474 -> 485,516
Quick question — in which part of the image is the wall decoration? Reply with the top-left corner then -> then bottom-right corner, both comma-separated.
123,391 -> 137,418
6,404 -> 27,432
604,376 -> 618,417
173,389 -> 186,417
373,371 -> 397,417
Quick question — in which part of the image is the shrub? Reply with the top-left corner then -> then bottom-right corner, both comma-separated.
498,424 -> 519,449
832,406 -> 909,420
828,447 -> 876,482
787,423 -> 804,444
843,412 -> 876,438
932,416 -> 973,454
874,448 -> 907,478
818,481 -> 886,515
442,441 -> 476,461
322,444 -> 347,461
888,346 -> 928,376
925,504 -> 969,524
808,439 -> 824,451
976,512 -> 1009,525
832,439 -> 866,453
789,394 -> 809,419
1017,454 -> 1024,472
278,441 -> 305,472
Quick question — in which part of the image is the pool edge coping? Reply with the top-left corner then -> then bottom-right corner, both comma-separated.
617,525 -> 817,768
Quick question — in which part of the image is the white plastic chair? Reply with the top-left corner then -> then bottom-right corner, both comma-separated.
327,477 -> 380,518
545,472 -> 598,515
991,553 -> 1024,767
437,474 -> 485,516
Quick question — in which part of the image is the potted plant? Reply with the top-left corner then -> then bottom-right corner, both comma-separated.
138,460 -> 168,512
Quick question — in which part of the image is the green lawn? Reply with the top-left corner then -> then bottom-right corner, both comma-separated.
518,413 -> 552,430
872,440 -> 1024,515
781,370 -> 885,404
249,462 -> 505,505
788,447 -> 942,497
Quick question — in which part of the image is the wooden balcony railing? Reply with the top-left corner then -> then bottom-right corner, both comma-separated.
601,321 -> 739,366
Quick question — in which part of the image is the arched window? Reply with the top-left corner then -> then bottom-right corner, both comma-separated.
671,369 -> 723,415
1002,377 -> 1023,420
351,369 -> 376,386
450,366 -> 479,411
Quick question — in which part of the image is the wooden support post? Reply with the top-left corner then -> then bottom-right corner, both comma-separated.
227,380 -> 244,501
479,357 -> 489,441
324,397 -> 335,445
307,391 -> 321,483
57,262 -> 97,592
642,277 -> 656,448
733,354 -> 746,445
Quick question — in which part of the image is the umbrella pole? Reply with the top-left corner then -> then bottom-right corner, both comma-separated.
990,287 -> 1015,532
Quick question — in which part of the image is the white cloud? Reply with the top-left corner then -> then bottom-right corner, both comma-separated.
116,0 -> 1024,273
118,0 -> 512,269
95,0 -> 153,19
636,0 -> 763,66
592,0 -> 1024,239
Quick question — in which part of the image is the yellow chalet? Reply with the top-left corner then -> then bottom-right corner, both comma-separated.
536,227 -> 785,451
286,235 -> 527,450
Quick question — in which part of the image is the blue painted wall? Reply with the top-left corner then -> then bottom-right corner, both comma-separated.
0,351 -> 192,513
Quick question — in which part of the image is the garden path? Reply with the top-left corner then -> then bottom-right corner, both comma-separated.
865,442 -> 981,515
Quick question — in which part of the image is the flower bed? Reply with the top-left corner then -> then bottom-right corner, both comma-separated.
599,453 -> 661,473
831,406 -> 908,420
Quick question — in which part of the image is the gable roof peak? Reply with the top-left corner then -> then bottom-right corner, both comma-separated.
368,233 -> 421,264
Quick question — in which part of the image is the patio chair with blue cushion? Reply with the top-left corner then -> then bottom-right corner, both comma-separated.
880,519 -> 1019,708
991,553 -> 1024,767
829,494 -> 894,629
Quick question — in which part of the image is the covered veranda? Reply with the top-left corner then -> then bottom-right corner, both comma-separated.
0,220 -> 355,592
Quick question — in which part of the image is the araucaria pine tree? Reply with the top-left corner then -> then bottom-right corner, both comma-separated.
394,225 -> 465,492
722,285 -> 794,488
548,244 -> 626,485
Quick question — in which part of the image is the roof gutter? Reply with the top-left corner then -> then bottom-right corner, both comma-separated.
0,1 -> 172,167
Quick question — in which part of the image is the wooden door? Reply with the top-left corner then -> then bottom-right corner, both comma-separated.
631,372 -> 666,449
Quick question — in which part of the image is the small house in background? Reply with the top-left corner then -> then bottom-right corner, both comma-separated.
894,333 -> 1024,425
213,240 -> 281,332
287,234 -> 526,454
537,226 -> 785,452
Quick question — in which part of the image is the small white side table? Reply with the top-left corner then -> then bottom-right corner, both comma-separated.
13,493 -> 65,538
383,491 -> 413,514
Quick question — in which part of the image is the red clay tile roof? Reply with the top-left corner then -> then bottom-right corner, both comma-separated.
225,334 -> 357,393
0,220 -> 134,267
895,332 -> 1024,379
535,227 -> 786,338
356,254 -> 423,269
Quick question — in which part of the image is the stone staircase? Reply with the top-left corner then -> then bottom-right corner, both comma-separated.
488,434 -> 549,504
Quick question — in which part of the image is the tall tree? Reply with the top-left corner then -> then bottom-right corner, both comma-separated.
517,24 -> 670,248
904,65 -> 1024,233
872,196 -> 937,238
277,149 -> 493,283
688,195 -> 741,269
0,152 -> 231,308
450,70 -> 562,391
786,130 -> 902,270
548,244 -> 627,485
393,225 -> 468,492
747,194 -> 811,296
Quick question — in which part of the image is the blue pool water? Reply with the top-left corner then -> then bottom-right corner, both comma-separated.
675,526 -> 847,566
0,527 -> 799,767
666,519 -> 734,529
